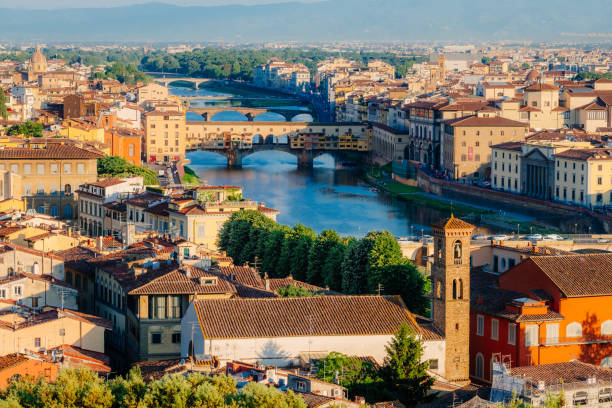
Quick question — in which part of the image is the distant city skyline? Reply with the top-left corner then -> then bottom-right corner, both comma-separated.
0,0 -> 320,8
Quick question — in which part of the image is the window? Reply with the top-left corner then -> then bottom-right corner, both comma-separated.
150,295 -> 166,319
23,164 -> 31,174
13,286 -> 22,296
50,164 -> 58,174
0,289 -> 6,299
491,319 -> 499,340
476,315 -> 484,336
169,295 -> 181,318
31,297 -> 39,308
602,320 -> 612,336
475,353 -> 484,379
77,163 -> 85,174
296,381 -> 306,392
34,337 -> 41,348
151,332 -> 162,344
525,325 -> 538,347
428,359 -> 439,370
598,177 -> 603,185
64,163 -> 71,174
508,323 -> 516,345
566,322 -> 582,338
37,164 -> 45,175
546,323 -> 559,344
128,144 -> 134,156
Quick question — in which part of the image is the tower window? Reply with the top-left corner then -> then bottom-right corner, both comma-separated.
453,240 -> 462,264
458,279 -> 464,299
452,279 -> 458,299
436,281 -> 441,299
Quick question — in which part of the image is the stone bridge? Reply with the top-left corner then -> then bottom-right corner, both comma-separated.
188,106 -> 312,122
186,144 -> 366,169
150,76 -> 213,89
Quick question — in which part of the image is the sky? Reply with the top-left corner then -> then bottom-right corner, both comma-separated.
0,0 -> 319,8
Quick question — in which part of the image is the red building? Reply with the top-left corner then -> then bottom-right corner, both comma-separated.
470,253 -> 612,383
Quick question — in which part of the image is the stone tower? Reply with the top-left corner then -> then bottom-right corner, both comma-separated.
431,215 -> 474,385
437,54 -> 446,83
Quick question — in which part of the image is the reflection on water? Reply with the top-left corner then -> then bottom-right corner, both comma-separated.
187,150 -> 471,237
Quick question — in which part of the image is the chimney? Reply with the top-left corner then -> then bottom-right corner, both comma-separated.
264,272 -> 270,291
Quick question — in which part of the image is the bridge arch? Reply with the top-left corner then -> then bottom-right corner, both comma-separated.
252,134 -> 264,145
209,111 -> 248,122
265,135 -> 278,144
253,112 -> 286,122
278,134 -> 289,145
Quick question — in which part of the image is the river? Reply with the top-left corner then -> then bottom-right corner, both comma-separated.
173,84 -> 492,237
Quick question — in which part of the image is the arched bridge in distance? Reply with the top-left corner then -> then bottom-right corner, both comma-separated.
186,139 -> 367,169
184,123 -> 372,169
187,106 -> 313,122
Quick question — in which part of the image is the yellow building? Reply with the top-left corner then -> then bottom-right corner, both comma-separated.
442,114 -> 529,181
554,148 -> 612,208
521,83 -> 566,130
167,200 -> 279,250
0,144 -> 103,219
143,110 -> 186,164
0,198 -> 25,212
59,119 -> 106,143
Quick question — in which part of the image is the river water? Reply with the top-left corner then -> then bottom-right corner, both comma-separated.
174,85 -> 488,237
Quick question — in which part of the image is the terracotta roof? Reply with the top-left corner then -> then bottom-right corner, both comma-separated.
554,148 -> 612,161
0,354 -> 28,371
89,178 -> 126,188
509,361 -> 612,388
219,265 -> 264,288
0,145 -> 103,160
446,115 -> 528,128
491,142 -> 523,151
524,254 -> 612,297
431,215 -> 475,230
192,295 -> 441,340
134,359 -> 187,381
524,83 -> 560,92
127,266 -> 238,296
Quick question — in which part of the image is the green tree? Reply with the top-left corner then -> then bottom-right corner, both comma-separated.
341,238 -> 372,294
233,382 -> 306,408
366,230 -> 405,293
276,284 -> 318,297
287,224 -> 315,281
322,241 -> 346,291
107,366 -> 147,408
379,324 -> 434,407
307,230 -> 342,287
261,227 -> 288,276
377,264 -> 428,316
316,352 -> 377,389
0,87 -> 7,120
6,122 -> 43,137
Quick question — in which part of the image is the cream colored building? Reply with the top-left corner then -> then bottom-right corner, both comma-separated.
0,308 -> 109,355
442,114 -> 528,181
520,83 -> 565,130
554,148 -> 612,208
0,273 -> 77,310
137,83 -> 169,104
476,82 -> 516,100
143,110 -> 186,163
491,142 -> 522,193
0,144 -> 103,219
167,199 -> 279,250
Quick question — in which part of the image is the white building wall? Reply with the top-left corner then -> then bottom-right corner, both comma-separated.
181,304 -> 446,377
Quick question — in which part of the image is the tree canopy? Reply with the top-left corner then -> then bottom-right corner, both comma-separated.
97,156 -> 159,186
218,210 -> 429,314
0,368 -> 306,408
6,122 -> 43,137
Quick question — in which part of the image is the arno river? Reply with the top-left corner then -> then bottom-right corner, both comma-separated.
173,84 -> 486,237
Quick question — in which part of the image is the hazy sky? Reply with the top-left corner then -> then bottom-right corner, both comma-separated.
0,0 -> 319,8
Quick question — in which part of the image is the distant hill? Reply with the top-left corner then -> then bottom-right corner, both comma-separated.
0,0 -> 610,43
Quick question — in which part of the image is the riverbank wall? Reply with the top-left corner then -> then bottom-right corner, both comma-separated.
416,170 -> 612,233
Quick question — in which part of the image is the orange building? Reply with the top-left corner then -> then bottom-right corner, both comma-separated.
104,128 -> 142,165
0,354 -> 58,387
470,253 -> 612,383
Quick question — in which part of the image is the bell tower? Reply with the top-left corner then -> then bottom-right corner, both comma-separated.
431,215 -> 474,385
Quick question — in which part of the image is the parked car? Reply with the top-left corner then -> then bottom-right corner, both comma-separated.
543,234 -> 564,241
472,234 -> 488,241
490,234 -> 509,241
526,234 -> 543,241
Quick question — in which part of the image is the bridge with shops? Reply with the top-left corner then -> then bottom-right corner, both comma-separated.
187,106 -> 313,122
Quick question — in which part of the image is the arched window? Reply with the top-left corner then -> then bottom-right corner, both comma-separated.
437,239 -> 443,260
475,353 -> 484,379
453,240 -> 462,264
452,279 -> 458,300
602,321 -> 612,336
64,184 -> 71,195
566,322 -> 582,338
459,279 -> 464,299
50,206 -> 58,217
